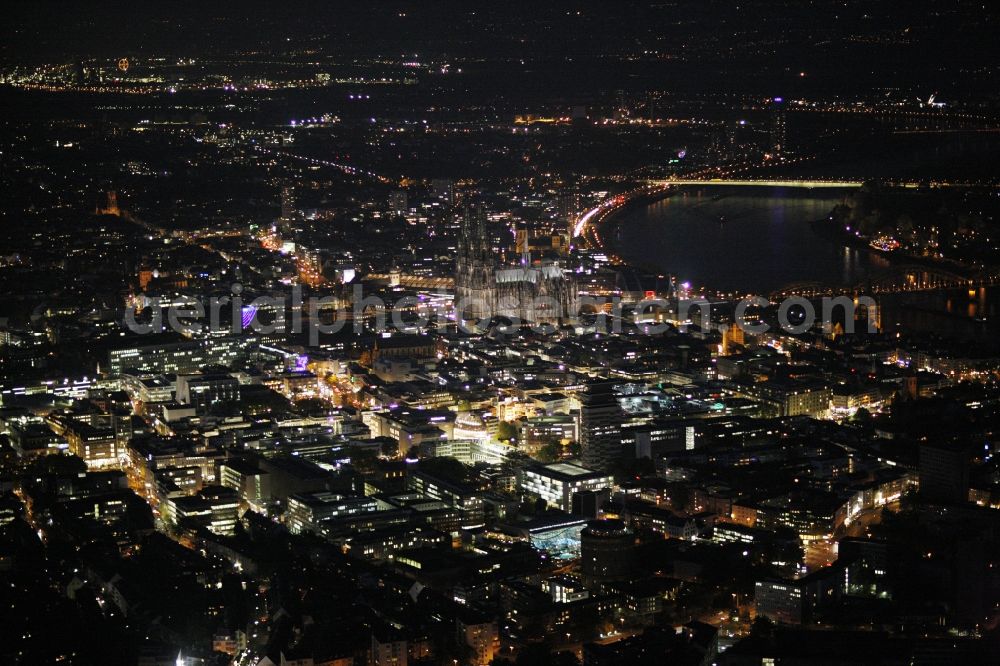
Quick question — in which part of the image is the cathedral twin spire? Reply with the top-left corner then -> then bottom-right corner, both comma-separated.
455,202 -> 577,325
458,203 -> 491,265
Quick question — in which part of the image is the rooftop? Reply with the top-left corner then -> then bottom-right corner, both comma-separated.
532,461 -> 609,480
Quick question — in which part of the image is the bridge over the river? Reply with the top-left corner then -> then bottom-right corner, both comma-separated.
769,265 -> 1000,300
646,178 -> 869,189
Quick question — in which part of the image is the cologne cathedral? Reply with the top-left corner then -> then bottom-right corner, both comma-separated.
454,206 -> 578,325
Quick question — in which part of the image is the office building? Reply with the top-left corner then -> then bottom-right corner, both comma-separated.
579,383 -> 623,471
286,492 -> 381,535
175,372 -> 240,408
108,336 -> 250,376
518,462 -> 613,512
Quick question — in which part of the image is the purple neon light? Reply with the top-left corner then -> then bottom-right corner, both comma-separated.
241,305 -> 257,329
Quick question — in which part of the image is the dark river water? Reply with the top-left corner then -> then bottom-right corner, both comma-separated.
610,186 -> 1000,342
610,186 -> 885,294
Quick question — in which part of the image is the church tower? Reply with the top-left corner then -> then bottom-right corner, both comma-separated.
455,204 -> 496,320
455,203 -> 578,327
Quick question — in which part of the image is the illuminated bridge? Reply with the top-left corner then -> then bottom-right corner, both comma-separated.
769,265 -> 1000,300
647,178 -> 867,189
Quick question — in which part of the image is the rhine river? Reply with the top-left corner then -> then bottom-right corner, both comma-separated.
609,186 -> 886,295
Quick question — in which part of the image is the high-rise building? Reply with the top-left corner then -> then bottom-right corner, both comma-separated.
770,97 -> 787,156
280,184 -> 297,222
579,382 -> 623,471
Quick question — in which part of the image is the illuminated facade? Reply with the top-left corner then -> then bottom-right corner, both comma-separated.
108,336 -> 250,376
518,462 -> 613,512
455,205 -> 577,325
